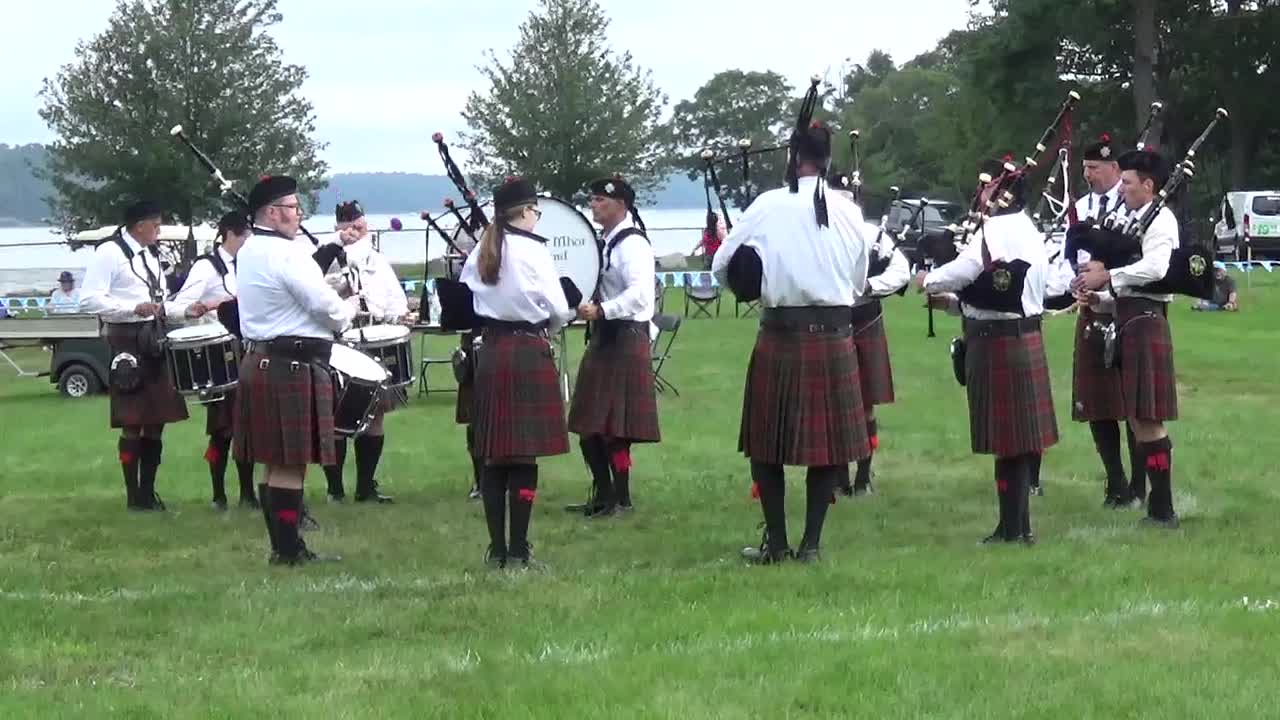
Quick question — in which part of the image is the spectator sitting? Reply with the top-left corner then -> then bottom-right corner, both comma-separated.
1193,266 -> 1239,312
692,211 -> 727,269
48,271 -> 81,314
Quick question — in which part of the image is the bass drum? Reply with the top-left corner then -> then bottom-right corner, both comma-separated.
451,197 -> 601,301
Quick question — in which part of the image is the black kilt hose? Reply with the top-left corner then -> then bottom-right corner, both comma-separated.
233,347 -> 337,467
739,307 -> 871,467
455,331 -> 476,425
104,323 -> 189,429
851,301 -> 895,407
964,317 -> 1059,456
1071,307 -> 1125,422
471,325 -> 570,460
205,391 -> 237,436
1116,297 -> 1178,422
567,321 -> 661,443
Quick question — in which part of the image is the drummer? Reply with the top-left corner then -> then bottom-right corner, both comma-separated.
235,175 -> 358,565
321,201 -> 407,504
80,200 -> 189,511
567,176 -> 661,518
166,211 -> 258,511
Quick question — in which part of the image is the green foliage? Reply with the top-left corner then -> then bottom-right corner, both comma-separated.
461,0 -> 669,203
37,0 -> 327,233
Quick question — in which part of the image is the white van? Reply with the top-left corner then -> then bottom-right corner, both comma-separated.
1214,191 -> 1280,259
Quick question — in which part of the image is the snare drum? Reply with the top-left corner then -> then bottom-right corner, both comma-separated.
330,343 -> 389,437
166,323 -> 240,401
342,324 -> 413,389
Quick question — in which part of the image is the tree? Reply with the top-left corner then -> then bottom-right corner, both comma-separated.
669,70 -> 794,210
461,0 -> 669,203
38,0 -> 326,238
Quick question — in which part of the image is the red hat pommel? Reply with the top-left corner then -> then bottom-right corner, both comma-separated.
260,174 -> 272,181
1101,133 -> 1111,142
1002,153 -> 1014,163
504,175 -> 517,183
465,190 -> 476,200
443,198 -> 455,208
431,132 -> 444,143
810,120 -> 823,129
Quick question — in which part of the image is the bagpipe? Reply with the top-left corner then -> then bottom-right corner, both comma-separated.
1067,107 -> 1228,300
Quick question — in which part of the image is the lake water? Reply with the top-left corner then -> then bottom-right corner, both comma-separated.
0,207 -> 712,295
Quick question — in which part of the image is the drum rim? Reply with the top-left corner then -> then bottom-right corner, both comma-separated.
342,323 -> 411,345
167,333 -> 236,350
330,343 -> 391,382
167,322 -> 231,339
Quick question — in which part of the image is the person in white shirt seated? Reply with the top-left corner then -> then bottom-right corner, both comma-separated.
165,211 -> 257,512
321,200 -> 408,505
49,271 -> 81,314
462,177 -> 575,569
234,175 -> 358,566
79,200 -> 190,511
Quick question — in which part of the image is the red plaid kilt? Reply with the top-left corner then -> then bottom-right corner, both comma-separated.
471,330 -> 569,460
851,304 -> 895,407
1070,308 -> 1125,422
964,322 -> 1059,456
104,324 -> 188,429
233,351 -> 337,466
1117,297 -> 1178,422
739,326 -> 870,467
567,322 -> 661,443
455,332 -> 475,425
205,390 -> 237,436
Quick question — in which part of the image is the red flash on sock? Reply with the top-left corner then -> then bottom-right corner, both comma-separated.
275,509 -> 299,526
869,434 -> 880,451
1146,453 -> 1170,472
119,451 -> 136,465
204,445 -> 221,465
518,488 -> 537,503
829,493 -> 837,505
750,482 -> 760,500
996,479 -> 1009,493
610,448 -> 632,472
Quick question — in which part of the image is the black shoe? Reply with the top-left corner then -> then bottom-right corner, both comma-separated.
327,493 -> 346,504
981,530 -> 1016,545
1019,533 -> 1037,546
793,547 -> 821,563
507,544 -> 543,571
564,500 -> 597,513
1140,514 -> 1180,530
837,479 -> 854,497
239,495 -> 260,510
586,503 -> 618,519
212,498 -> 228,512
137,493 -> 166,512
468,485 -> 481,501
270,549 -> 342,566
853,483 -> 873,497
484,545 -> 507,569
1030,485 -> 1045,497
741,545 -> 790,564
355,491 -> 395,504
617,502 -> 635,514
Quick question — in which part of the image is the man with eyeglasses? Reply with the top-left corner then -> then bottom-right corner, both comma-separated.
234,175 -> 359,565
81,200 -> 190,511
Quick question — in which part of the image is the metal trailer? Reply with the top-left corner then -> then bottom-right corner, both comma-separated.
0,314 -> 110,398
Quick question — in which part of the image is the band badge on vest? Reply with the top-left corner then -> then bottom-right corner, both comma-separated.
1189,255 -> 1207,277
992,268 -> 1013,292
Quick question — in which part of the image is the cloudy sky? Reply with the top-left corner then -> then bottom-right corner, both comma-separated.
1,0 -> 975,174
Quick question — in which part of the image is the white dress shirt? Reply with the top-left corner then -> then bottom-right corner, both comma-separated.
923,212 -> 1067,319
236,229 -> 356,341
165,245 -> 237,323
80,229 -> 166,324
1109,203 -> 1177,304
861,221 -> 911,303
341,237 -> 409,322
598,215 -> 656,322
461,228 -> 576,332
48,288 -> 81,314
712,176 -> 869,307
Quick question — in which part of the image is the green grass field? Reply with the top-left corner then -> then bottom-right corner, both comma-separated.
2,275 -> 1279,718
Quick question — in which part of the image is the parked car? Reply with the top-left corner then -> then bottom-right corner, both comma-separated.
885,199 -> 961,264
1214,190 -> 1280,260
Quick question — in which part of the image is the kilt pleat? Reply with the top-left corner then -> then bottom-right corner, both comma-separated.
1071,309 -> 1125,422
233,352 -> 336,466
472,332 -> 569,459
739,327 -> 870,466
852,315 -> 895,407
965,328 -> 1059,456
105,327 -> 189,429
567,326 -> 661,442
1117,299 -> 1178,422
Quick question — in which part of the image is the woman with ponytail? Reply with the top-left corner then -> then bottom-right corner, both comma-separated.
461,177 -> 576,568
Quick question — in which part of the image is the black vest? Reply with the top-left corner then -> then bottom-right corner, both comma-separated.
958,259 -> 1031,315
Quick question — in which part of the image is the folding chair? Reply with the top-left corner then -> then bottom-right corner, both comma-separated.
654,275 -> 666,315
735,295 -> 760,318
650,313 -> 681,396
683,272 -> 720,319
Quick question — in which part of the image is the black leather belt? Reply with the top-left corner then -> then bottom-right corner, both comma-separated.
479,317 -> 549,335
761,306 -> 853,333
247,336 -> 332,364
965,316 -> 1042,338
850,300 -> 883,328
1116,296 -> 1168,318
